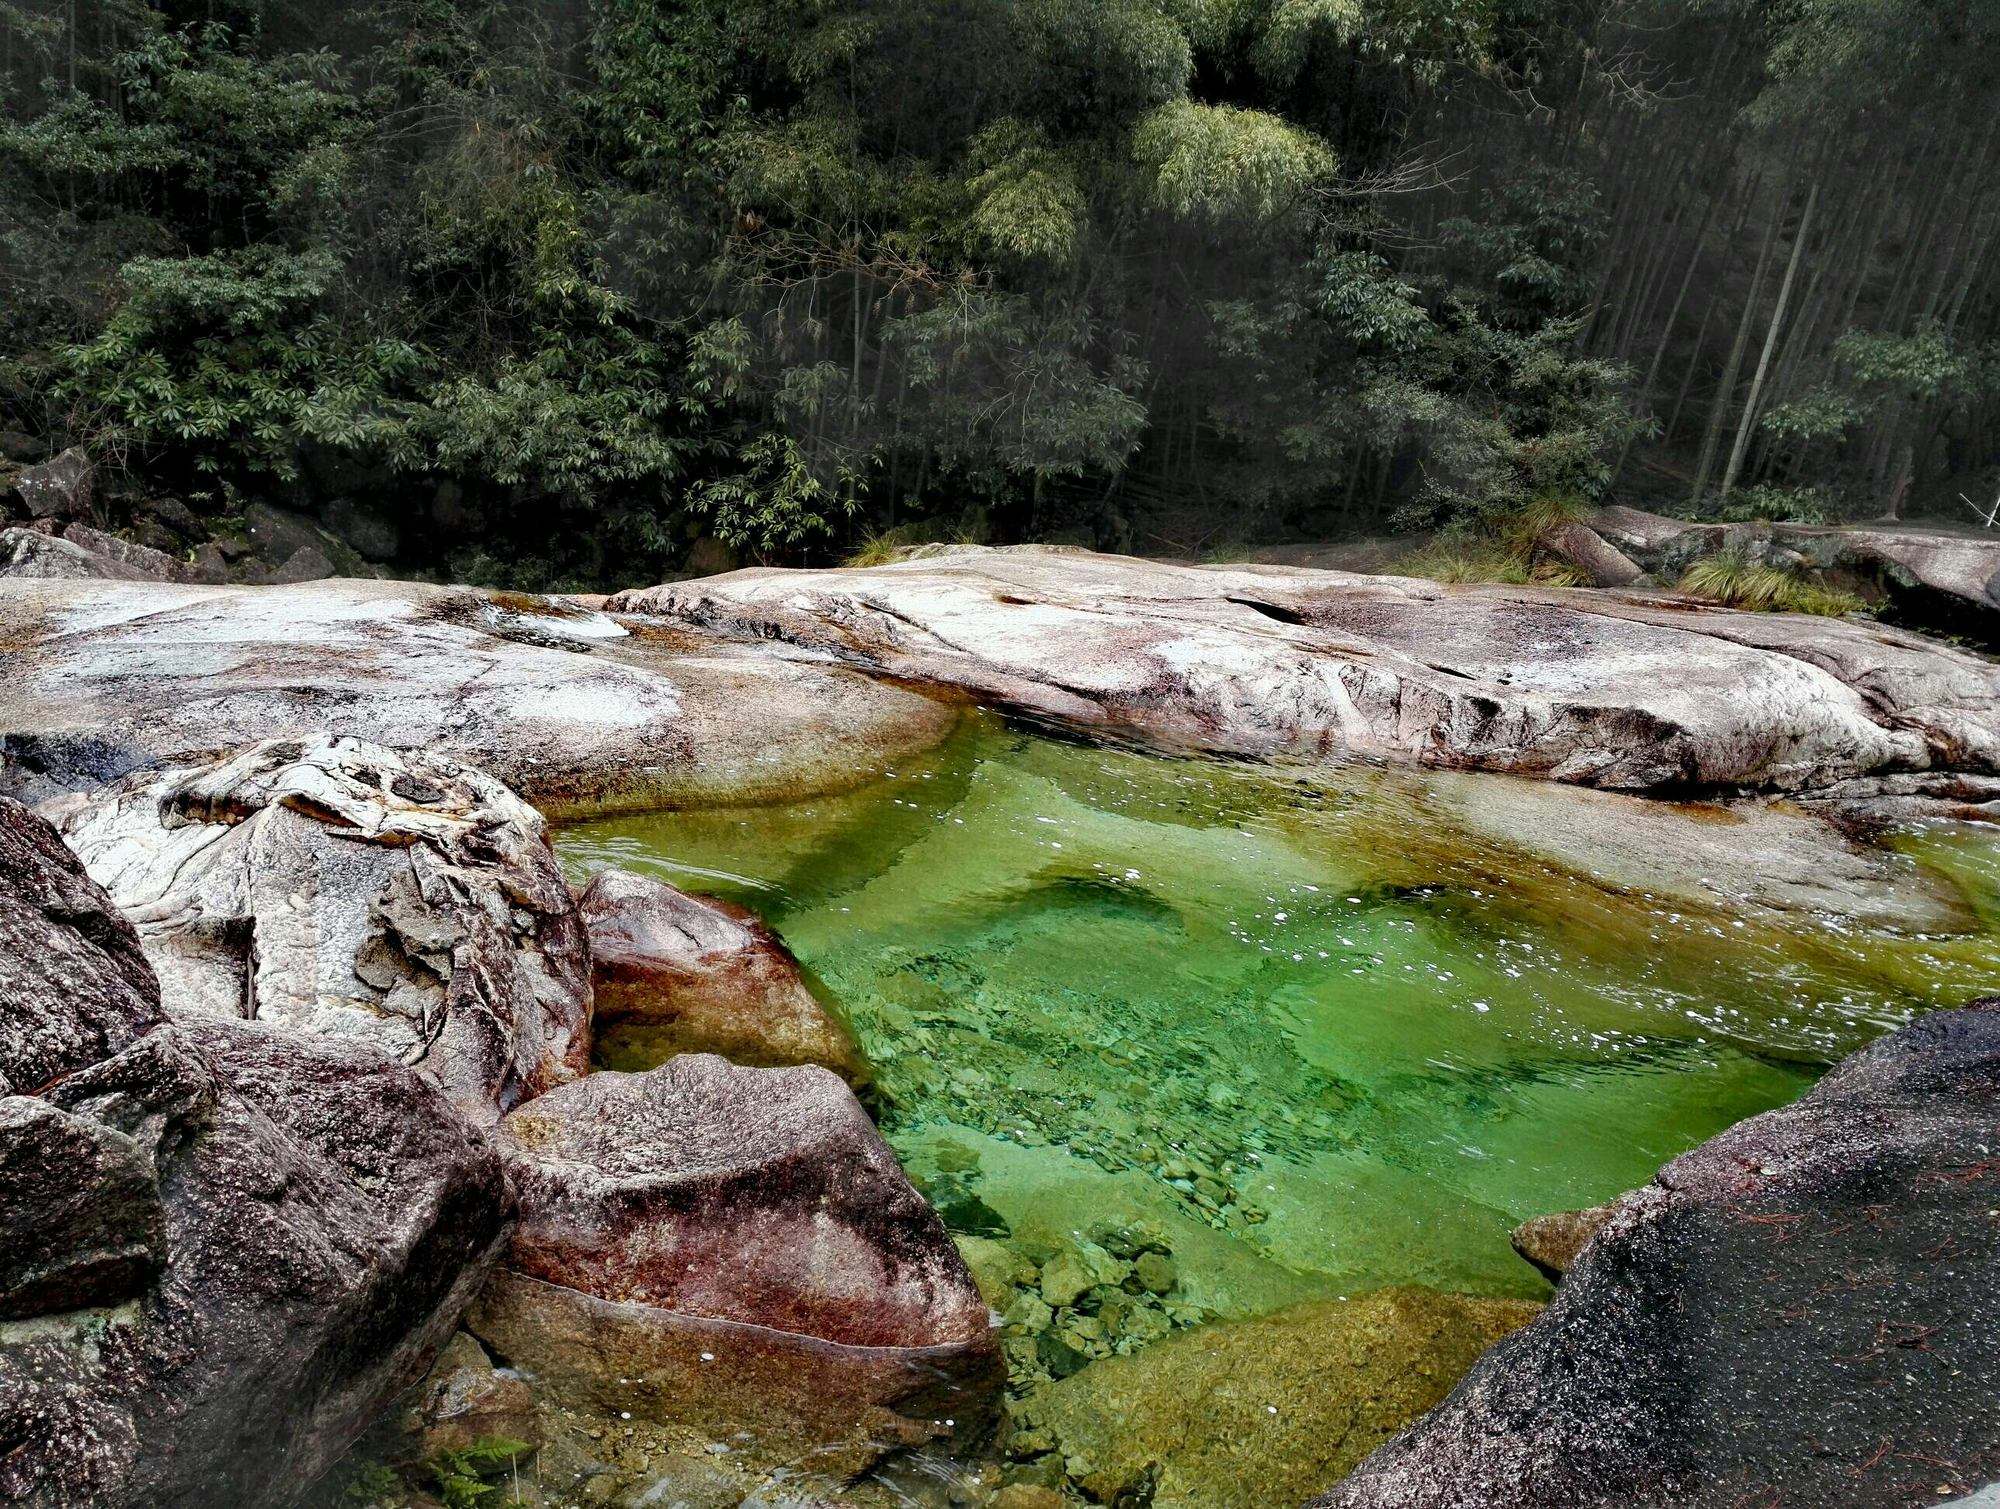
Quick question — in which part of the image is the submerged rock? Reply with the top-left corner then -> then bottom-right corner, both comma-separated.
0,576 -> 960,817
47,736 -> 591,1123
1013,1288 -> 1540,1508
609,545 -> 2000,816
579,865 -> 868,1084
0,801 -> 509,1509
1508,1202 -> 1616,1284
1322,998 -> 2000,1507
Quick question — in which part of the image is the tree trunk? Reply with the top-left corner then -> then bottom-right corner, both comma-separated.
1691,186 -> 1783,506
1721,178 -> 1819,500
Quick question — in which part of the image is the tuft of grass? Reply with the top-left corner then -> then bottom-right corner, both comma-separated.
1393,539 -> 1585,588
1677,550 -> 1866,617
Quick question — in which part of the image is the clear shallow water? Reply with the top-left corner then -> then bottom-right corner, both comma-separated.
557,713 -> 2000,1313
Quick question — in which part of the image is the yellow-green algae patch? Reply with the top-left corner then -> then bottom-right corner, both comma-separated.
1014,1287 -> 1541,1507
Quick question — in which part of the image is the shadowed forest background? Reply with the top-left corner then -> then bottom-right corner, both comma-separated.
2,0 -> 1997,589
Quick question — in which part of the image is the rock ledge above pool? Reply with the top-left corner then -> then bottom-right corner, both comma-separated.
612,545 -> 2000,813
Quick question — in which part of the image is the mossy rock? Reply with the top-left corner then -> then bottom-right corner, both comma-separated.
1013,1286 -> 1539,1508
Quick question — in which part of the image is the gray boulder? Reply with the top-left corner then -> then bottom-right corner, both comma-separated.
0,1016 -> 511,1509
0,796 -> 160,1096
0,794 -> 510,1508
47,735 -> 591,1124
9,447 -> 94,522
1321,998 -> 2000,1508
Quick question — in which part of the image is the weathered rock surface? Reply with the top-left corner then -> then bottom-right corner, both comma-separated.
579,866 -> 868,1085
0,797 -> 160,1096
402,1330 -> 539,1458
1507,1202 -> 1616,1284
1540,522 -> 1646,588
0,1017 -> 511,1509
1321,998 -> 2000,1508
0,801 -> 510,1508
8,446 -> 95,522
1014,1288 -> 1540,1509
46,735 -> 590,1123
609,545 -> 2000,813
0,1096 -> 165,1319
1,526 -> 163,582
0,576 -> 961,817
498,1053 -> 989,1348
474,1054 -> 999,1484
1595,505 -> 2000,628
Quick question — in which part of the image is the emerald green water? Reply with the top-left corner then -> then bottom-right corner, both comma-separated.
556,713 -> 2000,1319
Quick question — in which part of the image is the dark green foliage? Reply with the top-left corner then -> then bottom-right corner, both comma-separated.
2,0 -> 1996,583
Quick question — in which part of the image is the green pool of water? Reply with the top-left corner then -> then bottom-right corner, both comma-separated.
556,714 -> 2000,1317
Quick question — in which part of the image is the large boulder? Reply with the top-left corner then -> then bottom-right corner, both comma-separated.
0,576 -> 961,818
0,796 -> 510,1508
1594,505 -> 2000,634
0,527 -> 161,582
579,866 -> 868,1085
8,446 -> 94,522
1321,999 -> 2000,1508
0,1017 -> 511,1509
608,545 -> 2000,815
497,1054 -> 987,1348
470,1055 -> 999,1480
46,736 -> 591,1123
0,797 -> 160,1095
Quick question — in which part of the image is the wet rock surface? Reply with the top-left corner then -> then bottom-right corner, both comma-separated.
1321,998 -> 2000,1508
47,735 -> 591,1123
498,1053 -> 990,1348
0,575 -> 960,817
609,544 -> 2000,815
1012,1288 -> 1540,1508
579,865 -> 868,1084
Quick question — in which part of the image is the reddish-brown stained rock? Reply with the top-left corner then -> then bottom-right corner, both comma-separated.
499,1053 -> 989,1350
579,866 -> 868,1086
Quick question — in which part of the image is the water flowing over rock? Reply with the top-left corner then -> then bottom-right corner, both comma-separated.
0,576 -> 960,817
1320,999 -> 2000,1508
0,800 -> 509,1508
0,797 -> 160,1096
579,865 -> 868,1085
45,735 -> 591,1123
608,545 -> 2000,814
